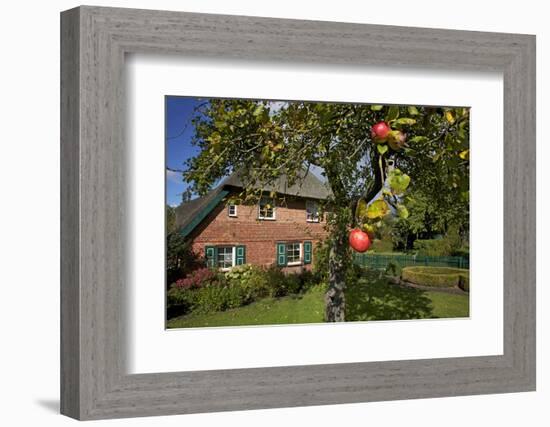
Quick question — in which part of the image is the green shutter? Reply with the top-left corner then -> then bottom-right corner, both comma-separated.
236,245 -> 246,265
276,242 -> 287,266
303,241 -> 312,265
205,246 -> 217,268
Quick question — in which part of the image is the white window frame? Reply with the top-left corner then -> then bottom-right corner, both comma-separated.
228,204 -> 237,217
258,197 -> 276,220
306,200 -> 320,223
286,242 -> 302,266
217,246 -> 236,271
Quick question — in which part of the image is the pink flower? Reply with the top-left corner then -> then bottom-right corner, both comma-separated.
174,268 -> 216,289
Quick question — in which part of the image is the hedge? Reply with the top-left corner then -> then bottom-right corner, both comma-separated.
458,274 -> 470,292
413,239 -> 453,257
401,266 -> 469,289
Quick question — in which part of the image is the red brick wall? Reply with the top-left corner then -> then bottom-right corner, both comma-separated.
188,196 -> 328,271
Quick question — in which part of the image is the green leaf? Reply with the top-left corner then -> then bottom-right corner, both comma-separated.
387,169 -> 411,194
208,132 -> 221,144
407,106 -> 420,116
367,199 -> 390,219
385,106 -> 400,122
370,105 -> 383,111
362,223 -> 376,238
394,118 -> 416,125
397,205 -> 409,219
409,136 -> 428,144
214,120 -> 227,129
432,150 -> 444,162
356,198 -> 369,221
253,104 -> 264,117
377,144 -> 389,155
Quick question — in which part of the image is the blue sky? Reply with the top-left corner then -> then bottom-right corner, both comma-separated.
165,96 -> 202,207
165,96 -> 328,207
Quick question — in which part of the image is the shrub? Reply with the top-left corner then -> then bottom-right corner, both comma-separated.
452,246 -> 470,258
173,267 -> 218,290
225,264 -> 270,301
166,232 -> 204,286
263,265 -> 290,297
413,239 -> 452,257
168,269 -> 227,317
166,285 -> 196,318
299,269 -> 319,293
284,273 -> 303,295
458,274 -> 470,292
167,264 -> 326,320
168,278 -> 246,317
227,264 -> 321,299
401,266 -> 469,288
368,239 -> 394,253
192,283 -> 246,314
413,227 -> 464,257
224,264 -> 255,282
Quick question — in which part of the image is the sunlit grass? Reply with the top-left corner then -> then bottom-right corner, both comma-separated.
167,273 -> 469,329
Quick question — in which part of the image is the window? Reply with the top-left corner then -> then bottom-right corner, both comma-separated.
277,241 -> 312,267
306,201 -> 320,222
228,204 -> 237,217
286,242 -> 301,265
217,246 -> 234,270
205,245 -> 246,270
258,197 -> 276,220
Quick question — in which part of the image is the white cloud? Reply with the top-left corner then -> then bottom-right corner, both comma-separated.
166,169 -> 184,184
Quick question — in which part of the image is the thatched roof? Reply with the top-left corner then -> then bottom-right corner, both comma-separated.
222,169 -> 331,201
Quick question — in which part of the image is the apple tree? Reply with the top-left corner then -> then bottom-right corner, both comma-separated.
182,100 -> 469,321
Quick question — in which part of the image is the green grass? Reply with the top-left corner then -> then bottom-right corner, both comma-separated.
428,291 -> 470,318
167,272 -> 469,329
167,285 -> 326,328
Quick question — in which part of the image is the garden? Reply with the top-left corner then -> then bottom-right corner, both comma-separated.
166,259 -> 469,329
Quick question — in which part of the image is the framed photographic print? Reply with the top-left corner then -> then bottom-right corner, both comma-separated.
61,6 -> 536,420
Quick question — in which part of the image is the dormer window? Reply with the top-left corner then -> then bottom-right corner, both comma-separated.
306,201 -> 320,222
258,197 -> 276,220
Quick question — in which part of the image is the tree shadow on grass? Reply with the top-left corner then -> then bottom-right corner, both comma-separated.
346,270 -> 434,321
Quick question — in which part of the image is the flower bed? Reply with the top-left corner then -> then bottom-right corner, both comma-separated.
167,264 -> 320,319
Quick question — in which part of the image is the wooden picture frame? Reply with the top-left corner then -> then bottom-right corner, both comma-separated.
60,6 -> 536,420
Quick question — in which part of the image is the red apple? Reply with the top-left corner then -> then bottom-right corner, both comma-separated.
371,121 -> 391,142
349,228 -> 371,253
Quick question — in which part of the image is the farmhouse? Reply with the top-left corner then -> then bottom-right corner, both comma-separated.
175,171 -> 331,272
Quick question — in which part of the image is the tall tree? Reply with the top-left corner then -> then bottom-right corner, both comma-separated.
181,100 -> 469,321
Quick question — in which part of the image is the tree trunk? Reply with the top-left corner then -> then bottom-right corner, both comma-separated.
323,151 -> 383,321
325,226 -> 348,322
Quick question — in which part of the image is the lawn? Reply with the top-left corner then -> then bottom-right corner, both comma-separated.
167,271 -> 469,329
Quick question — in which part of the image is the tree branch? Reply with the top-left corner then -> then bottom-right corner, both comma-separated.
350,151 -> 386,226
165,101 -> 209,140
